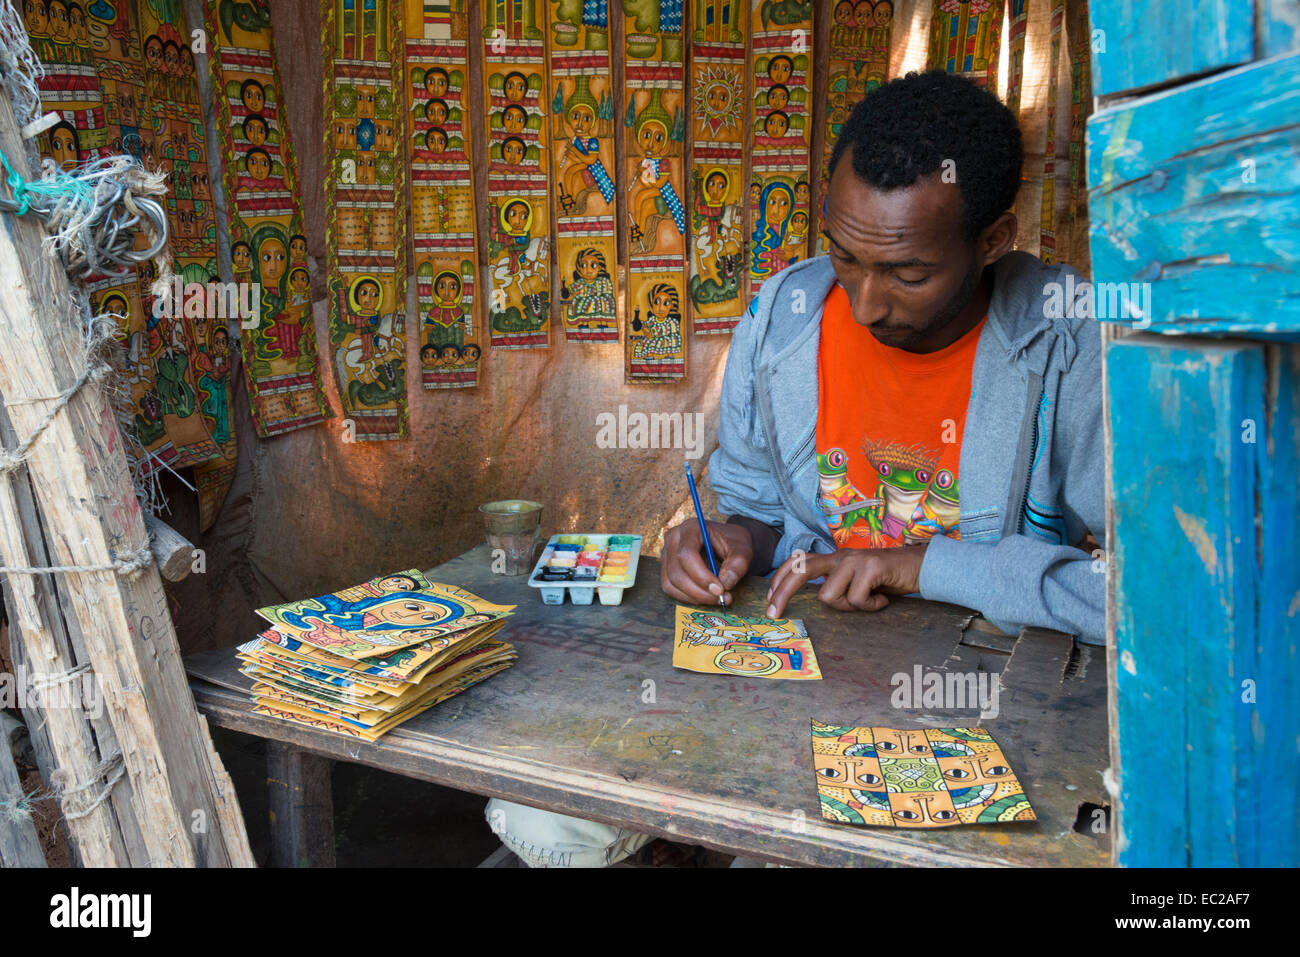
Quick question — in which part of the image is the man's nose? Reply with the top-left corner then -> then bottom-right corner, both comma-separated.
850,273 -> 889,326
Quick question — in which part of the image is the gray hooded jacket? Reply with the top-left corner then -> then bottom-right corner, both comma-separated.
708,252 -> 1106,644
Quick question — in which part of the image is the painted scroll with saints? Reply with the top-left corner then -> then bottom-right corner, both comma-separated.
322,0 -> 408,439
22,1 -> 235,527
815,0 -> 892,257
548,0 -> 619,343
926,0 -> 1005,89
481,0 -> 552,350
1039,0 -> 1063,262
623,0 -> 687,381
206,1 -> 329,434
747,0 -> 813,298
406,0 -> 482,388
687,0 -> 747,333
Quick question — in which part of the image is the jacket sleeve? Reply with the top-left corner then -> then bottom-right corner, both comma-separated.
707,291 -> 786,529
919,319 -> 1107,645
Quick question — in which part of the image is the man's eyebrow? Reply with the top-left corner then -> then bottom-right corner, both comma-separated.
875,257 -> 938,269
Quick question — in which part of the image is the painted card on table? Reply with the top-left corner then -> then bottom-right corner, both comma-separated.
815,0 -> 893,256
322,0 -> 409,440
672,606 -> 821,679
623,0 -> 688,381
812,722 -> 1037,827
747,0 -> 814,298
255,570 -> 516,660
687,0 -> 748,333
481,0 -> 553,349
548,0 -> 620,343
206,2 -> 329,436
405,0 -> 483,388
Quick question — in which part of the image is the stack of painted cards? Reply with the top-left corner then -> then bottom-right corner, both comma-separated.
237,570 -> 517,741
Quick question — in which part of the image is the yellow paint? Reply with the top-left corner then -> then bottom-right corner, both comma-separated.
993,833 -> 1010,846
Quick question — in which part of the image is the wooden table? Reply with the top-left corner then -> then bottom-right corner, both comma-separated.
185,545 -> 1112,867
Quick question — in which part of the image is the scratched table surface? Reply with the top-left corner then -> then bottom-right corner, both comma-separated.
185,544 -> 1111,867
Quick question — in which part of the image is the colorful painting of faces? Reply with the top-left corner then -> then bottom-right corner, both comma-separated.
812,722 -> 1037,828
672,605 -> 822,679
206,3 -> 329,437
255,569 -> 516,660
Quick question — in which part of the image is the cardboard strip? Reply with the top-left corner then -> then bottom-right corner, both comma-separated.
206,4 -> 329,436
405,0 -> 483,388
687,0 -> 749,334
481,0 -> 552,350
322,0 -> 409,439
548,0 -> 620,343
926,0 -> 1006,89
623,0 -> 688,381
747,0 -> 814,299
814,0 -> 894,257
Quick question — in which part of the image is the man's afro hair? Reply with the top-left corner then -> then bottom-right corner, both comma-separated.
828,70 -> 1023,239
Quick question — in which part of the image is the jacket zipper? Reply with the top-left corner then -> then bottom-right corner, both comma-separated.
1016,382 -> 1043,534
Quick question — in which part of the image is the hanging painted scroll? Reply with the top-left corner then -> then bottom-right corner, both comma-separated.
926,0 -> 1005,89
207,2 -> 329,435
406,0 -> 482,388
138,2 -> 234,527
548,0 -> 619,343
481,0 -> 552,350
747,0 -> 814,298
814,0 -> 894,257
1039,0 -> 1064,263
322,0 -> 408,439
1065,0 -> 1093,231
1004,0 -> 1029,117
687,0 -> 748,334
23,2 -> 240,525
622,0 -> 687,380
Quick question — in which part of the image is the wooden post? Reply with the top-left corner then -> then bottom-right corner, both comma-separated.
267,742 -> 335,868
0,712 -> 45,867
0,91 -> 254,865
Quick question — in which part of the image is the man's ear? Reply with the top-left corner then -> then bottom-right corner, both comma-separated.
978,211 -> 1018,267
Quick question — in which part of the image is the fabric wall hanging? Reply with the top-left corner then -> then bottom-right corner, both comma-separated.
481,0 -> 552,350
1039,0 -> 1063,263
622,0 -> 687,381
22,1 -> 236,526
926,0 -> 1005,89
686,0 -> 748,334
406,0 -> 482,388
1065,0 -> 1092,236
747,0 -> 814,298
322,0 -> 409,439
548,0 -> 620,343
814,0 -> 893,257
137,1 -> 233,528
1004,0 -> 1029,116
206,0 -> 330,434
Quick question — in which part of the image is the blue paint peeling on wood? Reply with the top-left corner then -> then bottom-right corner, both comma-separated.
1108,335 -> 1268,866
1260,0 -> 1300,57
1087,52 -> 1300,336
1089,0 -> 1255,95
1253,343 -> 1300,866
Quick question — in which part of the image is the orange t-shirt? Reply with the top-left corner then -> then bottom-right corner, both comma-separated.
815,284 -> 984,548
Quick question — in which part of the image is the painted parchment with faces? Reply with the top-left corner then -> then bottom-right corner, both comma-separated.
812,721 -> 1037,828
672,605 -> 821,679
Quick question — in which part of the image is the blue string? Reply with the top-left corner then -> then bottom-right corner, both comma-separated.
0,149 -> 100,216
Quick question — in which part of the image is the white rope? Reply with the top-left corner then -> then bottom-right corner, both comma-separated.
55,755 -> 127,822
0,543 -> 153,578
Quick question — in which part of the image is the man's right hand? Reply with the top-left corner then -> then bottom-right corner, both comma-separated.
660,520 -> 754,607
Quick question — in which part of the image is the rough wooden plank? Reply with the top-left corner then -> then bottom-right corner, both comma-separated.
1260,0 -> 1300,57
1107,335 -> 1265,866
187,548 -> 1110,868
266,741 -> 335,868
0,91 -> 251,866
1087,51 -> 1300,336
0,712 -> 45,867
1255,343 -> 1300,867
1088,0 -> 1254,96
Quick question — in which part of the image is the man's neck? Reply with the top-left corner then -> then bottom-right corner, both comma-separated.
909,268 -> 993,354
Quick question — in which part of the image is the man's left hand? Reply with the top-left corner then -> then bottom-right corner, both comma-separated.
765,545 -> 929,619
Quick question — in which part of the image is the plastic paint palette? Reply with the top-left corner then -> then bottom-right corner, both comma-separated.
527,534 -> 642,605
